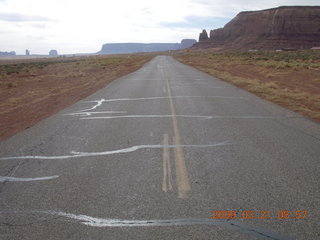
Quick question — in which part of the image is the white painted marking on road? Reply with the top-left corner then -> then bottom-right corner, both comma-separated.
42,210 -> 221,227
84,96 -> 245,104
80,115 -> 277,120
81,115 -> 201,120
0,142 -> 232,161
69,96 -> 245,116
65,111 -> 127,116
0,175 -> 59,182
78,99 -> 106,112
1,210 -> 294,239
171,85 -> 227,89
129,79 -> 167,81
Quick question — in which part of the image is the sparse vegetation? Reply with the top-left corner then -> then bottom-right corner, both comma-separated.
179,50 -> 320,69
0,62 -> 52,75
174,50 -> 320,122
5,82 -> 16,88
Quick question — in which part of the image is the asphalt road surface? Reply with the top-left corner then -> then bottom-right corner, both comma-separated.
0,56 -> 319,240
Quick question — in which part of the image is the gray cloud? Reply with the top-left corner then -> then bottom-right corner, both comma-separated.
0,12 -> 54,22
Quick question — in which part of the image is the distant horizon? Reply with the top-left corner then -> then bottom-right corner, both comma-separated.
1,39 -> 198,56
0,0 -> 319,55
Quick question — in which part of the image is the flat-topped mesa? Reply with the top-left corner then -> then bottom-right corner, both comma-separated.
195,6 -> 320,51
180,39 -> 198,49
98,39 -> 197,54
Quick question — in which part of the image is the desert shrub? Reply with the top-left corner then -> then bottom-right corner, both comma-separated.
6,82 -> 16,88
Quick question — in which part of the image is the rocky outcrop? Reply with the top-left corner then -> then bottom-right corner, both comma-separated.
195,6 -> 320,51
49,50 -> 58,56
199,29 -> 209,41
98,39 -> 196,54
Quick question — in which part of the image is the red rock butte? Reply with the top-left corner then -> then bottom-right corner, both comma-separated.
194,6 -> 320,51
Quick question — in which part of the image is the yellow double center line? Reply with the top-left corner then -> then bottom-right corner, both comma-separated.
162,60 -> 191,199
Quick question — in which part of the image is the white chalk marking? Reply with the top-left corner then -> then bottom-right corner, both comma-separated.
128,79 -> 167,81
78,99 -> 106,112
42,211 -> 217,227
80,115 -> 277,120
1,211 -> 294,239
0,175 -> 59,182
82,115 -> 191,120
171,85 -> 226,89
65,111 -> 126,116
72,96 -> 245,114
84,96 -> 245,104
0,142 -> 232,161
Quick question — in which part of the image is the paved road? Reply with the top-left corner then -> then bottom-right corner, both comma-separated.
0,56 -> 319,240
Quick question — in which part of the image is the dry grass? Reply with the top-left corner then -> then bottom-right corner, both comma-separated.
174,50 -> 320,123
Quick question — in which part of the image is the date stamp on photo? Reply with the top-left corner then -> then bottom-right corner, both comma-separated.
211,210 -> 308,220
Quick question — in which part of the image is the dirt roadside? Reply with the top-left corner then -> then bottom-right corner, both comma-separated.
0,55 -> 153,142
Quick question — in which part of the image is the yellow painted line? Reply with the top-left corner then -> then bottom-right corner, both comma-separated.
172,134 -> 191,199
164,64 -> 191,199
162,134 -> 172,192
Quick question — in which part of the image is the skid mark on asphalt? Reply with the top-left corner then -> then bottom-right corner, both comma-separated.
0,210 -> 294,240
0,175 -> 59,182
0,142 -> 232,161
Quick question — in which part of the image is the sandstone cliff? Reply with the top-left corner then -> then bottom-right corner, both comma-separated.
195,6 -> 320,51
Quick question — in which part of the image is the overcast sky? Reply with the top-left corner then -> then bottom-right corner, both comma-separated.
0,0 -> 319,54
